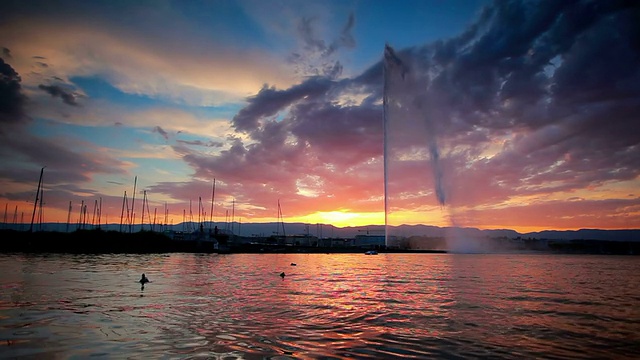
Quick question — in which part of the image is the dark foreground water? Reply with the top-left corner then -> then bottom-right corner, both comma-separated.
1,253 -> 639,359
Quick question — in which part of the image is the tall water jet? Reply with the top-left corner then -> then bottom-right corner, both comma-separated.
383,44 -> 462,251
383,44 -> 489,253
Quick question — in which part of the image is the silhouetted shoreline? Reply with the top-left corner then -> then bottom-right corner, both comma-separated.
0,229 -> 445,254
0,229 -> 214,254
1,229 -> 638,255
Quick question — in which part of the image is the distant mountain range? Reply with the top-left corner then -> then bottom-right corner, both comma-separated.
6,222 -> 639,242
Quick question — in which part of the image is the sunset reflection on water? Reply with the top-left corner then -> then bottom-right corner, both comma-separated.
1,253 -> 639,359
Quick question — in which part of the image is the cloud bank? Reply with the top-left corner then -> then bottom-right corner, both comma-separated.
168,0 -> 639,228
381,0 -> 640,228
1,0 -> 638,230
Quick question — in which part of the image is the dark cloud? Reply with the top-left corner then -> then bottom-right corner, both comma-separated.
176,139 -> 223,147
383,0 -> 640,210
175,0 -> 640,224
289,102 -> 382,166
0,57 -> 28,124
0,51 -> 127,212
38,84 -> 80,106
338,13 -> 356,48
297,17 -> 326,53
2,47 -> 11,59
0,147 -> 128,228
297,12 -> 356,57
0,132 -> 128,184
16,0 -> 619,225
290,13 -> 356,78
232,77 -> 332,133
153,125 -> 169,140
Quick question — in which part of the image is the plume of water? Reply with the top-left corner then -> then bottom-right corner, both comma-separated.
384,44 -> 446,207
383,44 -> 477,252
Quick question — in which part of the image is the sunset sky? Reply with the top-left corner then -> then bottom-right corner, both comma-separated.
1,0 -> 638,232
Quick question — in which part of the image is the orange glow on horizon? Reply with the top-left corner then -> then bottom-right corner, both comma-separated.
286,211 -> 385,228
2,196 -> 638,234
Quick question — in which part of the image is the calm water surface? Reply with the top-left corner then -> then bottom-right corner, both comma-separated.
1,253 -> 639,359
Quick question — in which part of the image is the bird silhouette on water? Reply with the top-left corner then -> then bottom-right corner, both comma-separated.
280,272 -> 286,279
140,273 -> 150,290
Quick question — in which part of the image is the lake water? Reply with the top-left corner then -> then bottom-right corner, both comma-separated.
1,253 -> 639,359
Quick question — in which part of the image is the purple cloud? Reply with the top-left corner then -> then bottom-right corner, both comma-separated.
38,84 -> 80,106
180,0 -> 639,223
4,0 -> 633,229
0,57 -> 27,125
176,139 -> 223,147
383,0 -> 640,211
232,77 -> 333,133
289,13 -> 355,78
153,126 -> 169,140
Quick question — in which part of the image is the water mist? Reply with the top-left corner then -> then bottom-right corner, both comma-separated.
383,44 -> 481,253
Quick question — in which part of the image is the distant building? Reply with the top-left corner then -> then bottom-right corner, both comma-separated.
354,234 -> 385,248
317,238 -> 352,247
286,234 -> 318,246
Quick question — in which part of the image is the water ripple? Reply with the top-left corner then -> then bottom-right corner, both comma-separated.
1,253 -> 640,358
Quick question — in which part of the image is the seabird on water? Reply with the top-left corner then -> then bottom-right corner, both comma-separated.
140,273 -> 150,284
140,273 -> 150,290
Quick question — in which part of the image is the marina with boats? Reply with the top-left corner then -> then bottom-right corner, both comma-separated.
1,169 -> 408,254
2,169 -> 638,255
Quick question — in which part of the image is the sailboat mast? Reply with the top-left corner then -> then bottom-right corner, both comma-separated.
29,167 -> 44,232
120,191 -> 127,232
277,199 -> 286,237
129,176 -> 137,233
38,186 -> 44,230
198,196 -> 202,226
83,204 -> 88,229
66,201 -> 72,232
189,199 -> 193,231
92,200 -> 98,228
281,201 -> 286,237
153,207 -> 157,232
141,190 -> 148,231
276,199 -> 280,236
98,197 -> 102,229
209,178 -> 215,227
140,191 -> 145,231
